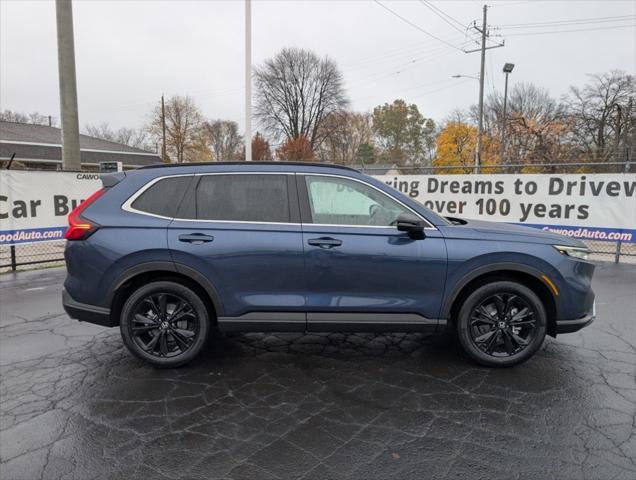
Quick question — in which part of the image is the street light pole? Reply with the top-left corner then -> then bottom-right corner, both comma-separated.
501,63 -> 515,166
245,0 -> 252,161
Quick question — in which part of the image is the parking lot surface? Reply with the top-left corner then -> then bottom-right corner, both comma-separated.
1,264 -> 635,480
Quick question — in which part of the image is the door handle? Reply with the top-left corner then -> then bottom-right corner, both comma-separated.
178,233 -> 214,244
307,237 -> 342,249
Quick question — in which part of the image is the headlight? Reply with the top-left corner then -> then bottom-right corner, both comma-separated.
553,245 -> 590,261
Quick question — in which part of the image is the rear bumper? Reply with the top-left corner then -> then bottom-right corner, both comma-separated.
62,289 -> 115,327
555,301 -> 595,334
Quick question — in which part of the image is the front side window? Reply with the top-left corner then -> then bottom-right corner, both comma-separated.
305,175 -> 410,226
196,174 -> 290,223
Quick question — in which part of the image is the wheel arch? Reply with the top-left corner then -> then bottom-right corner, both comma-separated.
443,263 -> 559,337
107,261 -> 224,326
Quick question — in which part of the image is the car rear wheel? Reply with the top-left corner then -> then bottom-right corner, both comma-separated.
120,281 -> 210,368
456,281 -> 547,367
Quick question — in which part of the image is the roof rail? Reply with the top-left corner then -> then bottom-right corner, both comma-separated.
139,161 -> 360,172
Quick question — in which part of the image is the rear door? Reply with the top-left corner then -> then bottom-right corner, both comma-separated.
167,172 -> 306,331
298,173 -> 447,331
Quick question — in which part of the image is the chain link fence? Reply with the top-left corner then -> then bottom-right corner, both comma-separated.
1,161 -> 634,272
1,241 -> 66,272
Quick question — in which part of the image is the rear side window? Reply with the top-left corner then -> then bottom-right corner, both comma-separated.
196,174 -> 290,223
131,176 -> 193,217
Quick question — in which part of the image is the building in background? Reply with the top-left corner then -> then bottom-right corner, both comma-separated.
0,121 -> 160,171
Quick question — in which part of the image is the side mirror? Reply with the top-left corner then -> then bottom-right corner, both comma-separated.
396,213 -> 426,239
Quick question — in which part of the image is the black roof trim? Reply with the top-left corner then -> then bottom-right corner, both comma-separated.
139,161 -> 360,172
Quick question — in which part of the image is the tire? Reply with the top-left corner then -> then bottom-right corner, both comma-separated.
456,281 -> 547,367
120,281 -> 210,368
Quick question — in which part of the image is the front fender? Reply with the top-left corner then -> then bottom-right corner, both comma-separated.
440,252 -> 563,320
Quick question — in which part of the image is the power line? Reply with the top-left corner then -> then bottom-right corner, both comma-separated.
495,14 -> 635,28
346,46 -> 455,89
373,0 -> 465,52
426,1 -> 469,29
408,77 -> 474,101
352,77 -> 465,103
503,24 -> 636,37
344,35 -> 467,71
419,0 -> 474,39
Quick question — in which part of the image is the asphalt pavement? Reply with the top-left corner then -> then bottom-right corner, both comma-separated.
0,263 -> 635,480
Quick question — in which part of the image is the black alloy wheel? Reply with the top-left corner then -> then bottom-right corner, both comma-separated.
120,281 -> 210,368
130,293 -> 198,358
456,281 -> 547,367
469,293 -> 537,357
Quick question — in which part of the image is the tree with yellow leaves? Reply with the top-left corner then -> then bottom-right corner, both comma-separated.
434,122 -> 476,173
434,122 -> 501,173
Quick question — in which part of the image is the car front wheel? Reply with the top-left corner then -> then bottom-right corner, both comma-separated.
456,281 -> 547,367
120,281 -> 210,368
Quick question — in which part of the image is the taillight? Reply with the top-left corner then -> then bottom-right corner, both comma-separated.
64,188 -> 106,240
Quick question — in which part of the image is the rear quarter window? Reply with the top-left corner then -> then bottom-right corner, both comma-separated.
130,176 -> 193,218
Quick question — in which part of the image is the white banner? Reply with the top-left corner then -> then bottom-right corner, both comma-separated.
0,171 -> 102,245
376,174 -> 636,243
1,171 -> 635,245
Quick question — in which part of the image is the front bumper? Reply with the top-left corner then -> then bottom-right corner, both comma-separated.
62,289 -> 115,327
555,301 -> 595,334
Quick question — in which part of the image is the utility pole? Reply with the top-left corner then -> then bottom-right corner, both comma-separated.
475,4 -> 487,173
465,4 -> 504,173
161,94 -> 167,163
55,0 -> 81,171
245,0 -> 252,161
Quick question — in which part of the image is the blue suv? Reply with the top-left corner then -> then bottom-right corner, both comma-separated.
62,162 -> 595,368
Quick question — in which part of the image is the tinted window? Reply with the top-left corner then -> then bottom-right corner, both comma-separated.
131,176 -> 193,217
196,174 -> 290,223
305,175 -> 409,226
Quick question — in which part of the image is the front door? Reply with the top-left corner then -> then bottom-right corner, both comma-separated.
298,174 -> 447,331
168,173 -> 306,331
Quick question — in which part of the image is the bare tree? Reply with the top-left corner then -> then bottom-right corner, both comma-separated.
149,95 -> 203,163
317,112 -> 374,165
1,110 -> 54,126
479,83 -> 576,167
85,123 -> 153,151
565,70 -> 635,162
200,120 -> 243,161
85,122 -> 115,141
254,47 -> 349,149
114,127 -> 151,150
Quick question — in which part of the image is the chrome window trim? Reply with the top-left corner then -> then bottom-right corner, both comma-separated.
121,173 -> 194,220
121,171 -> 437,231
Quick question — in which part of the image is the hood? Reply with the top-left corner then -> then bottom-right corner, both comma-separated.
442,217 -> 586,247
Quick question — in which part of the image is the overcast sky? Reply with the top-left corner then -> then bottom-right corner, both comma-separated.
1,0 -> 634,134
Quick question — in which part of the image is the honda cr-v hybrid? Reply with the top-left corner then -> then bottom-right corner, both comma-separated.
62,162 -> 595,368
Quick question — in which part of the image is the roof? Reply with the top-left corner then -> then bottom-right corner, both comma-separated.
140,161 -> 359,172
0,121 -> 161,167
